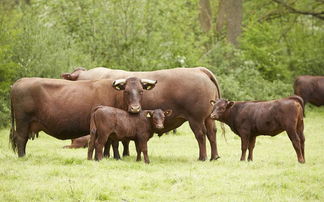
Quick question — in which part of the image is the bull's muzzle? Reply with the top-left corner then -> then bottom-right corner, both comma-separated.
129,105 -> 141,113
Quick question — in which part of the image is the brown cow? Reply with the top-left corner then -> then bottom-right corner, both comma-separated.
10,77 -> 156,157
209,96 -> 305,163
294,75 -> 324,106
88,106 -> 172,163
61,67 -> 221,161
63,135 -> 90,149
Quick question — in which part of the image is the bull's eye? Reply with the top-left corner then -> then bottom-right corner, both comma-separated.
139,91 -> 143,95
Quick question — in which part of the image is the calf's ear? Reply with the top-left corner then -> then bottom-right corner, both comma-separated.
112,79 -> 126,90
145,111 -> 153,118
210,100 -> 216,106
141,79 -> 157,90
227,101 -> 234,109
164,109 -> 173,117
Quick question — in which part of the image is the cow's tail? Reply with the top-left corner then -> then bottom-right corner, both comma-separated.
199,67 -> 226,140
9,92 -> 17,152
289,95 -> 305,117
199,67 -> 221,99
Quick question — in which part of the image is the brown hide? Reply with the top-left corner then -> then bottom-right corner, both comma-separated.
63,135 -> 90,149
294,75 -> 324,106
10,77 -> 155,157
210,96 -> 305,163
62,67 -> 221,161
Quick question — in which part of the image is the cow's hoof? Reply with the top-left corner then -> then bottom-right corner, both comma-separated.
298,159 -> 305,164
198,157 -> 207,161
210,156 -> 220,161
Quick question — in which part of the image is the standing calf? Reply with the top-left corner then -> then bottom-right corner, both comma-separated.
88,106 -> 172,163
210,96 -> 305,163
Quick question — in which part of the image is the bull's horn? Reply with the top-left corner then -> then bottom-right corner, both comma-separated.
112,79 -> 126,87
141,79 -> 157,85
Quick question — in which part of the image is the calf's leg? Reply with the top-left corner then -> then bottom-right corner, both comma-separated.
138,137 -> 150,164
247,136 -> 256,161
88,133 -> 96,160
103,139 -> 111,158
297,119 -> 305,161
135,140 -> 141,161
240,136 -> 248,161
95,133 -> 109,161
286,129 -> 305,163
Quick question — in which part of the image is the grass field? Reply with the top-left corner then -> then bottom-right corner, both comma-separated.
0,108 -> 324,201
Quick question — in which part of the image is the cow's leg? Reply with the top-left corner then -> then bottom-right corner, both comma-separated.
205,118 -> 220,161
112,140 -> 121,160
286,128 -> 305,163
63,140 -> 73,149
247,136 -> 256,161
189,120 -> 207,161
103,139 -> 112,158
15,120 -> 29,157
134,140 -> 141,161
122,139 -> 130,157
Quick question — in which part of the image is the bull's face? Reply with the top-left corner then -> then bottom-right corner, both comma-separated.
112,77 -> 157,113
210,99 -> 234,120
146,109 -> 172,129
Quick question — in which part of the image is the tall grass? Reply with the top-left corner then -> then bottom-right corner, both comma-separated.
0,108 -> 324,201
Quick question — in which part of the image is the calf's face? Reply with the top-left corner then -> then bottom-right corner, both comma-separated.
146,109 -> 172,129
113,77 -> 157,113
210,99 -> 234,120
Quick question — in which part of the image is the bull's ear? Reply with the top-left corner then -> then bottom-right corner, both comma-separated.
141,79 -> 157,90
227,101 -> 234,109
61,73 -> 71,80
112,79 -> 126,90
210,100 -> 216,106
164,109 -> 173,117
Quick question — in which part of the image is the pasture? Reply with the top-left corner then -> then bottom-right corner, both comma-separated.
0,108 -> 324,201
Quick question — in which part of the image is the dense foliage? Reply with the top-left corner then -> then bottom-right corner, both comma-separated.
0,0 -> 323,127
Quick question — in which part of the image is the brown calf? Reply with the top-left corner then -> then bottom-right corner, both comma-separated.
88,106 -> 172,163
210,96 -> 305,163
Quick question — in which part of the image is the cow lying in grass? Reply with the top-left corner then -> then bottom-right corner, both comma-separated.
88,106 -> 172,163
63,135 -> 90,149
210,96 -> 305,163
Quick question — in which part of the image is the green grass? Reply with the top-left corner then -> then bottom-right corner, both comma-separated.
1,108 -> 324,201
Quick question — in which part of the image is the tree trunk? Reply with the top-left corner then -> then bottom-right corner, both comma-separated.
216,0 -> 243,47
199,0 -> 212,32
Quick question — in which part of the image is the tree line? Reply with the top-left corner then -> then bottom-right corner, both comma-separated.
0,0 -> 323,127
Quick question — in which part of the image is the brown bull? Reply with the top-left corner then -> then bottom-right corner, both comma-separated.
61,67 -> 221,161
88,106 -> 172,163
294,75 -> 324,106
210,96 -> 305,163
10,77 -> 156,157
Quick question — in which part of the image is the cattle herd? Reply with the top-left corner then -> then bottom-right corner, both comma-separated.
9,67 -> 324,164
